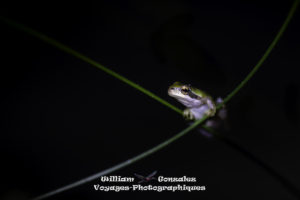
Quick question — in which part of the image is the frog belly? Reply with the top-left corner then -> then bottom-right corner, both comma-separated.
190,105 -> 210,120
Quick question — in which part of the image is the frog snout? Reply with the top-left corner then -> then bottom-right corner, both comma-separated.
168,87 -> 175,96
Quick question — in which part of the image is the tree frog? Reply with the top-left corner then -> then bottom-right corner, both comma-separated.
168,82 -> 227,137
168,82 -> 218,120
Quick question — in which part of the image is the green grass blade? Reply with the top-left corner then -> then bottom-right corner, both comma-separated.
32,116 -> 208,200
0,16 -> 182,115
222,0 -> 299,105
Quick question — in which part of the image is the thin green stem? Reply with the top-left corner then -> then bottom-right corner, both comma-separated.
222,0 -> 299,106
0,16 -> 182,116
32,116 -> 207,200
0,1 -> 298,199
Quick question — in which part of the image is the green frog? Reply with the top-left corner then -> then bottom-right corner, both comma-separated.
168,82 -> 226,136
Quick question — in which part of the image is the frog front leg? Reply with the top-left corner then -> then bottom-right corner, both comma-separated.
183,108 -> 195,120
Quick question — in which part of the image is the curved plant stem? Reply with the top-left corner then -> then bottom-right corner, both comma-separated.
32,116 -> 208,200
0,16 -> 182,116
0,0 -> 298,199
221,0 -> 299,106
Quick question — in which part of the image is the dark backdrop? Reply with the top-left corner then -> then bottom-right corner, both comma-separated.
1,0 -> 300,199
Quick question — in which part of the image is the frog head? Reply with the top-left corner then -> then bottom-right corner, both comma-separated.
168,82 -> 207,108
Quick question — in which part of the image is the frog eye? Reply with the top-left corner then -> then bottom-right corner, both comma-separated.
181,86 -> 190,94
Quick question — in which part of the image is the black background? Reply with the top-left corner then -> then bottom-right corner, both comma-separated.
1,0 -> 300,199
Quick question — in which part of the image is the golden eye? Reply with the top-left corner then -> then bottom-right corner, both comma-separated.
181,86 -> 189,94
